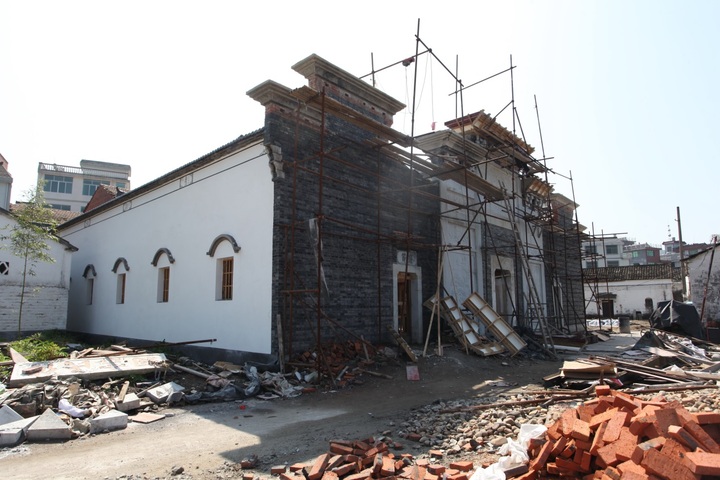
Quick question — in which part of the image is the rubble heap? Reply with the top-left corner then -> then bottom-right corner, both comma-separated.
518,384 -> 720,479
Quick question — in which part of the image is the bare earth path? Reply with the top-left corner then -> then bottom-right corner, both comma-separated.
0,348 -> 562,480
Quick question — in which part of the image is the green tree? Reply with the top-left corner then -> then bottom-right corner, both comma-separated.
0,183 -> 58,335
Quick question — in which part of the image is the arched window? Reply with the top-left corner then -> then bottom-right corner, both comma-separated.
112,258 -> 129,304
151,248 -> 174,303
82,264 -> 97,305
206,234 -> 240,301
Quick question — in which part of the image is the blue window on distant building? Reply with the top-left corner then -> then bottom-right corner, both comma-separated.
44,175 -> 73,194
83,179 -> 110,196
606,245 -> 619,255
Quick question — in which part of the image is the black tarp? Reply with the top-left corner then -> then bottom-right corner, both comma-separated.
649,300 -> 704,339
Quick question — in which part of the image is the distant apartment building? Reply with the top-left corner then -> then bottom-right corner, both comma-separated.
39,160 -> 131,212
624,243 -> 661,265
661,237 -> 713,265
582,236 -> 632,268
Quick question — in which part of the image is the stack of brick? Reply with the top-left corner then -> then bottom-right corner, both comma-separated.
293,341 -> 378,385
518,384 -> 720,479
271,438 -> 474,480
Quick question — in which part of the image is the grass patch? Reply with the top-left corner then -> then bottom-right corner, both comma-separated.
10,331 -> 71,362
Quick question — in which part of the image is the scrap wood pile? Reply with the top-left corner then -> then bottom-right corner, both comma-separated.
514,384 -> 720,479
544,329 -> 720,390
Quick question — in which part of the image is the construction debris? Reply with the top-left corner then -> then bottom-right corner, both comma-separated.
511,384 -> 720,479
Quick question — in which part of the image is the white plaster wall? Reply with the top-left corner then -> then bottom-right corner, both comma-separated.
584,279 -> 674,316
0,213 -> 74,332
687,246 -> 720,322
61,142 -> 275,353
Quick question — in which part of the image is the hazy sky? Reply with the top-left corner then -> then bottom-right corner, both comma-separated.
1,1 -> 717,245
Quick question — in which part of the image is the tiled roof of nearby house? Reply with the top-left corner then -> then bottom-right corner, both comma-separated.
2,205 -> 79,251
58,128 -> 265,230
584,264 -> 682,282
10,203 -> 82,223
84,184 -> 128,213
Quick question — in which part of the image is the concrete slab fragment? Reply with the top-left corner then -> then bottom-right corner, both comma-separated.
115,392 -> 141,412
0,405 -> 23,425
145,382 -> 184,403
26,408 -> 71,441
9,353 -> 168,387
90,409 -> 128,434
0,428 -> 23,447
129,412 -> 165,424
0,415 -> 39,433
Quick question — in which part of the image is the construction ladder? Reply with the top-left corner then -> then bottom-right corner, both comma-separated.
500,187 -> 556,358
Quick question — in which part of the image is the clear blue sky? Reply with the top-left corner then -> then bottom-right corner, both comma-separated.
1,1 -> 717,245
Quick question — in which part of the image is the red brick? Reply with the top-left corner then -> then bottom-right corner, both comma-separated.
427,464 -> 445,475
693,412 -> 720,425
530,441 -> 553,472
629,414 -> 657,436
513,471 -> 537,480
560,440 -> 577,459
546,418 -> 562,441
447,474 -> 468,480
684,451 -> 720,476
641,448 -> 697,480
612,391 -> 642,412
555,457 -> 584,472
308,453 -> 330,480
271,465 -> 288,475
603,411 -> 631,443
603,466 -> 621,479
380,456 -> 396,476
580,450 -> 592,471
615,429 -> 640,462
572,418 -> 592,442
344,471 -> 372,480
596,442 -> 621,469
654,404 -> 683,437
575,439 -> 593,450
595,384 -> 612,397
632,437 -> 666,464
680,418 -> 720,453
617,459 -> 646,475
407,433 -> 422,442
428,450 -> 444,459
550,436 -> 568,456
289,463 -> 307,472
449,461 -> 473,472
416,459 -> 430,467
619,472 -> 650,480
591,421 -> 608,455
661,437 -> 691,460
668,425 -> 700,451
578,404 -> 597,423
330,443 -> 354,455
321,472 -> 338,480
559,408 -> 579,436
590,408 -> 620,430
331,462 -> 357,476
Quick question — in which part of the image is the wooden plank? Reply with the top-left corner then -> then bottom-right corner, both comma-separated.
386,326 -> 418,362
462,292 -> 526,355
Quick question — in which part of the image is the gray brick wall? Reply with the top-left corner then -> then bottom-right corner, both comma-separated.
266,112 -> 439,357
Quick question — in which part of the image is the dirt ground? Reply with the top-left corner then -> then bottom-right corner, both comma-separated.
0,346 -> 565,480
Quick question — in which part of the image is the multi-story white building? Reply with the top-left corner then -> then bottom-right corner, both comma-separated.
582,236 -> 632,268
38,160 -> 131,212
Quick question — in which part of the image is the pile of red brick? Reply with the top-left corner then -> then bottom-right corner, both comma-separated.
519,384 -> 720,479
270,438 -> 474,480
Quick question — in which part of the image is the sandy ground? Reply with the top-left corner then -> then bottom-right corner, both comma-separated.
0,346 -> 567,480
